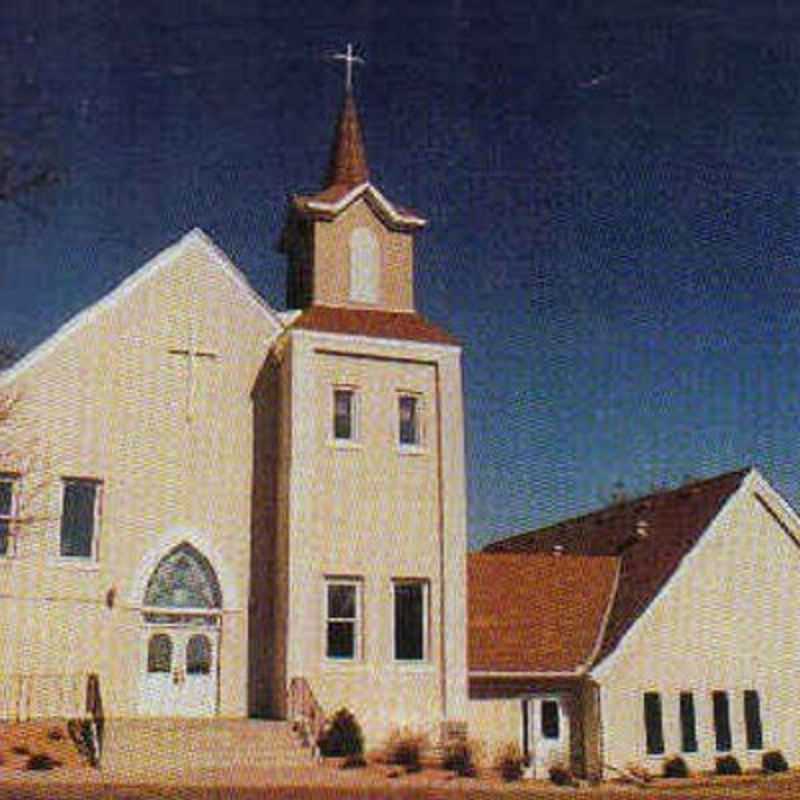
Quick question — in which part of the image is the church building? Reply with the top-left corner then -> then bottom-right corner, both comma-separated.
0,81 -> 469,748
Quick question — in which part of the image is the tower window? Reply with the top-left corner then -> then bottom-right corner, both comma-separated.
349,227 -> 379,304
398,394 -> 422,447
325,579 -> 361,660
393,580 -> 428,661
333,388 -> 356,441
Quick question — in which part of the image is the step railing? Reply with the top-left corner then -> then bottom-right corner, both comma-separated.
85,673 -> 103,768
0,673 -> 86,721
287,676 -> 325,759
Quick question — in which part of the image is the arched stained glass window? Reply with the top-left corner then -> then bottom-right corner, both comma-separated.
144,543 -> 222,611
349,227 -> 379,303
186,634 -> 212,675
147,633 -> 172,673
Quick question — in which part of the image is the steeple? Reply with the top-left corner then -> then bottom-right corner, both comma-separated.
325,90 -> 369,188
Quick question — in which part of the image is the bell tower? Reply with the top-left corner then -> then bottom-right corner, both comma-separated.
280,64 -> 426,313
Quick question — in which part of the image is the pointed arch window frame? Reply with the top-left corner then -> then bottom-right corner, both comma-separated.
141,542 -> 223,624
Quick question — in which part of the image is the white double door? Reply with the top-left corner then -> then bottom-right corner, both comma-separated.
139,625 -> 219,717
524,694 -> 570,777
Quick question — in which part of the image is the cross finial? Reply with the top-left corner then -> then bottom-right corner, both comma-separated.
332,43 -> 364,92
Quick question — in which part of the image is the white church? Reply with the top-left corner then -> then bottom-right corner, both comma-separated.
3,65 -> 800,781
0,78 -> 468,750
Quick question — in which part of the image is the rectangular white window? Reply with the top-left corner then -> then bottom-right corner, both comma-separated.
393,580 -> 428,661
398,394 -> 421,447
325,579 -> 361,660
333,388 -> 356,441
59,478 -> 102,559
0,474 -> 18,557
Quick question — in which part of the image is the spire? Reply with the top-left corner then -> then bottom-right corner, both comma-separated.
325,90 -> 370,188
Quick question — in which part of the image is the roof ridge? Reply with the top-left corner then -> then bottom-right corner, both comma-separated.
485,467 -> 751,550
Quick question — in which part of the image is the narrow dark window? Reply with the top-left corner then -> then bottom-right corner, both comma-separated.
680,692 -> 698,753
541,700 -> 560,740
644,692 -> 665,755
186,634 -> 212,675
744,691 -> 763,750
0,477 -> 14,557
59,480 -> 100,558
521,701 -> 530,761
713,691 -> 732,752
147,634 -> 172,673
398,395 -> 420,446
333,389 -> 354,441
394,581 -> 425,660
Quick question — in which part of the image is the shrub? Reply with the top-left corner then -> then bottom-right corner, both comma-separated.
318,708 -> 364,758
716,755 -> 742,775
442,738 -> 479,777
46,727 -> 64,742
26,752 -> 61,771
663,755 -> 689,778
762,750 -> 789,774
549,764 -> 576,786
11,745 -> 29,756
495,742 -> 524,782
385,728 -> 428,773
622,763 -> 653,784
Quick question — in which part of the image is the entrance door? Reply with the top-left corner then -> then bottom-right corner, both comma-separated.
140,626 -> 219,717
137,542 -> 224,717
524,695 -> 570,777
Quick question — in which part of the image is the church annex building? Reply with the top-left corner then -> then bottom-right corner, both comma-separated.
3,82 -> 800,780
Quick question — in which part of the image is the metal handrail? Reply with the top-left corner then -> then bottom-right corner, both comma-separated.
288,676 -> 325,759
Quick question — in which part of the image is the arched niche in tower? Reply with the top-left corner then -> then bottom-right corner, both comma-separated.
349,226 -> 380,304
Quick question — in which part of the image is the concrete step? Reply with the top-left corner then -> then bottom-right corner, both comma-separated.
100,719 -> 312,773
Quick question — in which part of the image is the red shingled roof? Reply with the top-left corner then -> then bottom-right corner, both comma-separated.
290,305 -> 459,346
484,469 -> 749,666
468,554 -> 619,673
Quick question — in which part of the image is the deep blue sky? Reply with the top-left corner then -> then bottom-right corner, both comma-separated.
2,1 -> 800,548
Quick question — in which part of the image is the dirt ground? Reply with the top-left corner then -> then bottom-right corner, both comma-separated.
1,756 -> 800,800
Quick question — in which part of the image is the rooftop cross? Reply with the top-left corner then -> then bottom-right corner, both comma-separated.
332,43 -> 364,92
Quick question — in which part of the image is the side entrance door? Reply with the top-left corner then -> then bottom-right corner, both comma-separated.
140,626 -> 219,717
524,694 -> 570,777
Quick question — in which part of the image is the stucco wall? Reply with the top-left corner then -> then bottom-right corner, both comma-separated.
282,328 -> 467,746
595,475 -> 800,773
0,232 -> 281,717
312,198 -> 414,311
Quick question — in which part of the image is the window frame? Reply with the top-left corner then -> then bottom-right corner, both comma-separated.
392,579 -> 429,664
331,386 -> 359,446
397,392 -> 425,452
0,473 -> 19,559
643,691 -> 665,756
349,226 -> 380,304
324,577 -> 363,663
58,477 -> 103,562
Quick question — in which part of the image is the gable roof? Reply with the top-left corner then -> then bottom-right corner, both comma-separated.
484,468 -> 750,666
289,304 -> 459,346
468,553 -> 619,674
0,228 -> 284,387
